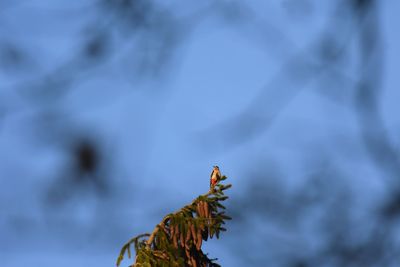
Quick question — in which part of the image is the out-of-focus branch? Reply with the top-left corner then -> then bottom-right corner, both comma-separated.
353,0 -> 400,185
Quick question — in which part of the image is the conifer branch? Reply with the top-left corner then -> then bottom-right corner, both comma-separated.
116,174 -> 231,267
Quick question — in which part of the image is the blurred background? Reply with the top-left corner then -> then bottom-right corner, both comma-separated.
0,0 -> 399,266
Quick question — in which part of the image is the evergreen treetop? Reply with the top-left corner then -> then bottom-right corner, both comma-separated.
116,173 -> 232,267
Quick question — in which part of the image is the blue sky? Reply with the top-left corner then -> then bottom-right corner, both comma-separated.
1,1 -> 400,266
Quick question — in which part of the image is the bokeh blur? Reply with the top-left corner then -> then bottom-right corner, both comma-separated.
1,0 -> 400,266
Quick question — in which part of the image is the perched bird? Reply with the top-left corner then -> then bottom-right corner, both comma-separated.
210,166 -> 221,190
